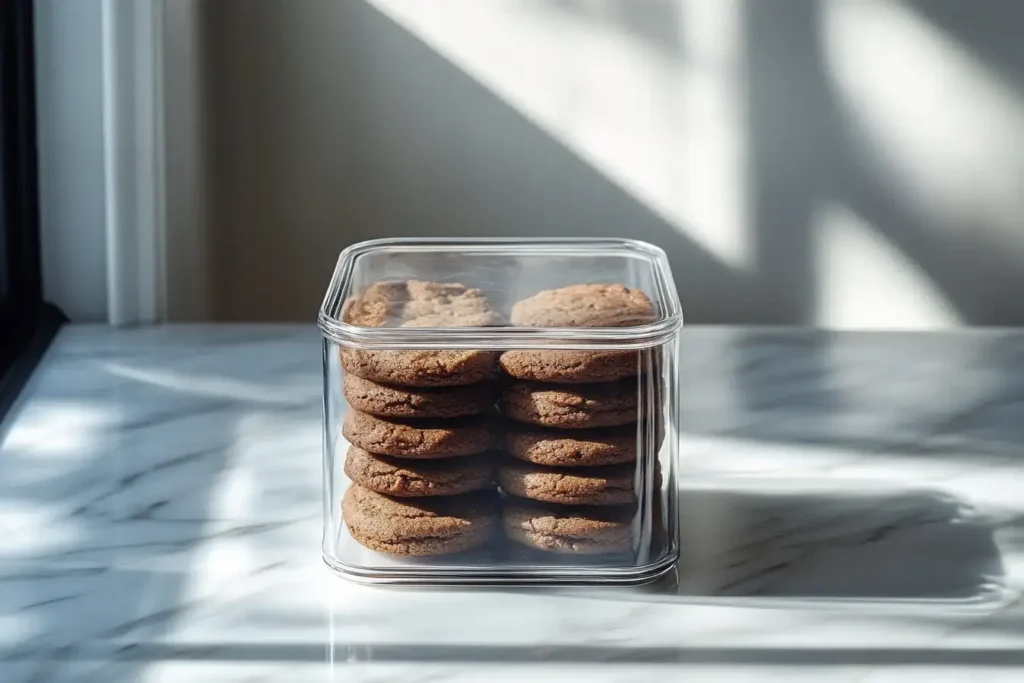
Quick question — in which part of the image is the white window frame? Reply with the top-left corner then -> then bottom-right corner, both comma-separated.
102,0 -> 207,324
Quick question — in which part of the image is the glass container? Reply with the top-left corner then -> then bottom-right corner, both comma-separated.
319,238 -> 683,585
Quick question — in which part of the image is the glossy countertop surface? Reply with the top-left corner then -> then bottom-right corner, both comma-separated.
1,325 -> 1022,682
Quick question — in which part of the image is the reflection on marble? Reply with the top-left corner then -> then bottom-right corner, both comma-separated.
1,325 -> 1023,682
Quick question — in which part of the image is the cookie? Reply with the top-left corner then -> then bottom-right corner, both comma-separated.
498,350 -> 642,384
502,285 -> 656,384
503,499 -> 634,554
346,280 -> 498,328
343,374 -> 495,419
498,459 -> 636,506
343,485 -> 498,556
343,410 -> 494,459
341,281 -> 497,387
505,425 -> 638,467
344,445 -> 495,497
510,284 -> 656,328
341,348 -> 497,388
501,381 -> 638,429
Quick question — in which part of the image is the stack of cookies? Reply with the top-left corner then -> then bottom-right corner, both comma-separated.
497,284 -> 659,556
339,281 -> 500,556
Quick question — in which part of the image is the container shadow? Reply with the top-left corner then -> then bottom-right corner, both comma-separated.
674,486 -> 1005,603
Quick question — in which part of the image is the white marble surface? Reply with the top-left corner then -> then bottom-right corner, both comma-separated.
1,325 -> 1023,682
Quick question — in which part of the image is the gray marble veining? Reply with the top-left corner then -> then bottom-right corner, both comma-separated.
1,325 -> 1023,682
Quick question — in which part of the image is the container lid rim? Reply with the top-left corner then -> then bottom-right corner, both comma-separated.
316,237 -> 684,349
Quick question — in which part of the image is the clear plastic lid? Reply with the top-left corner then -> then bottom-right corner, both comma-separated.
318,238 -> 683,350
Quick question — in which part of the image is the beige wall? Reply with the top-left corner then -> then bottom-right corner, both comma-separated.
204,0 -> 1024,326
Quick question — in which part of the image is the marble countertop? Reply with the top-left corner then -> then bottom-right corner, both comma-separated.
2,325 -> 1023,682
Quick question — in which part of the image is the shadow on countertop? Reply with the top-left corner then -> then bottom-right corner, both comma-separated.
674,486 -> 1005,603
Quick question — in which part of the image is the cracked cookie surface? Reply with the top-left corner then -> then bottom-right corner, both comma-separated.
343,410 -> 495,459
509,284 -> 655,328
503,499 -> 634,554
344,445 -> 495,497
501,380 -> 638,429
500,349 -> 646,384
504,424 -> 638,467
498,459 -> 636,505
340,280 -> 497,387
343,485 -> 499,556
500,284 -> 656,383
343,374 -> 495,419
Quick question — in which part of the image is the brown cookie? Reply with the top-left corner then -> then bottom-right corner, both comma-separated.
502,284 -> 656,384
501,381 -> 638,429
345,280 -> 498,328
498,459 -> 636,506
505,425 -> 638,467
503,499 -> 634,554
510,284 -> 657,328
341,348 -> 497,388
343,374 -> 495,419
340,280 -> 497,387
499,349 -> 642,384
344,445 -> 495,497
343,410 -> 494,459
343,485 -> 498,556
501,284 -> 655,385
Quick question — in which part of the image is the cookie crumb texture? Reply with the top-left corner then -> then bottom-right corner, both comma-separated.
343,374 -> 496,419
505,425 -> 637,467
343,485 -> 498,556
345,280 -> 498,328
498,459 -> 636,506
343,410 -> 495,459
503,500 -> 634,554
344,446 -> 495,497
501,284 -> 656,383
341,348 -> 496,388
510,284 -> 656,328
341,280 -> 498,387
499,349 -> 643,384
501,381 -> 638,429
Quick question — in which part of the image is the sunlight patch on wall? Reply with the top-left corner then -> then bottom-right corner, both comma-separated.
823,0 -> 1024,259
676,0 -> 751,270
813,202 -> 959,330
368,0 -> 752,269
